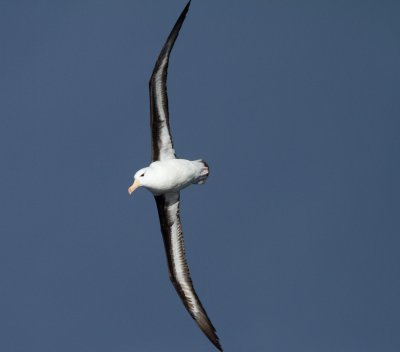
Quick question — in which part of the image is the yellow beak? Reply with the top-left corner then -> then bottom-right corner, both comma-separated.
128,179 -> 141,195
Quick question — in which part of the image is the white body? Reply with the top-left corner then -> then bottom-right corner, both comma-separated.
135,159 -> 208,195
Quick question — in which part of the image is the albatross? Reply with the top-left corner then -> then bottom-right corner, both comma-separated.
128,1 -> 223,351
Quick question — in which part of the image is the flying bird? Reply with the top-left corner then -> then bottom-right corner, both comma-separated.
128,1 -> 223,351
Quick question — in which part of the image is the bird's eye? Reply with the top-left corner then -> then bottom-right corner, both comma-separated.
140,173 -> 145,177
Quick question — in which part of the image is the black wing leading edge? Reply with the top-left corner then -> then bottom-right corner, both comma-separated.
149,1 -> 191,162
155,193 -> 223,351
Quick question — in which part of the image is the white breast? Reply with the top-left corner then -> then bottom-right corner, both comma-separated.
145,159 -> 199,194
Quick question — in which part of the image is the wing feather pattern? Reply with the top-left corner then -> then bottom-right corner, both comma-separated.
149,1 -> 191,162
154,193 -> 223,351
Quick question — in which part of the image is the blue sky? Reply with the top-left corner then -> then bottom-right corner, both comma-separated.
1,1 -> 399,351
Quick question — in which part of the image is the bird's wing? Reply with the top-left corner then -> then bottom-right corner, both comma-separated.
154,192 -> 223,351
149,1 -> 191,162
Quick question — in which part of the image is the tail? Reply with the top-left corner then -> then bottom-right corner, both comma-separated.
194,160 -> 209,184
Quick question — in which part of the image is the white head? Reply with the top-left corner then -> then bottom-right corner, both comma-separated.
128,167 -> 149,195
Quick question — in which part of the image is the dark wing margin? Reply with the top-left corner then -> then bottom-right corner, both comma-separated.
154,192 -> 223,351
149,1 -> 191,162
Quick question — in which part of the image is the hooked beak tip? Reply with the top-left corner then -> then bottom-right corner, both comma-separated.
128,179 -> 141,195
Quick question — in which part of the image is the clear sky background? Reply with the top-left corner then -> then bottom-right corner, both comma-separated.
1,1 -> 399,351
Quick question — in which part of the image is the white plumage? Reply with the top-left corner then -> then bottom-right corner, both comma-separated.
133,159 -> 209,195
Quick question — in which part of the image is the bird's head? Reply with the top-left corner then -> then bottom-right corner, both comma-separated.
128,167 -> 148,195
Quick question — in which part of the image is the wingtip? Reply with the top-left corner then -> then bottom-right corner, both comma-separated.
211,333 -> 224,351
195,314 -> 223,351
213,337 -> 223,351
149,0 -> 193,82
207,326 -> 223,351
210,334 -> 223,352
182,0 -> 192,19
